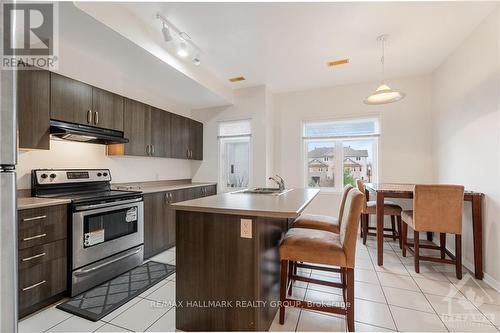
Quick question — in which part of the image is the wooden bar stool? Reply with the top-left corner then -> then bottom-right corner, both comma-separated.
292,185 -> 354,233
357,179 -> 403,248
278,189 -> 364,332
401,184 -> 465,279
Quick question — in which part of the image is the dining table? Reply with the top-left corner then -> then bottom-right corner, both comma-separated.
364,183 -> 484,279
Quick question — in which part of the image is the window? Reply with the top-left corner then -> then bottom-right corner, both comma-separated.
303,117 -> 379,191
219,120 -> 251,191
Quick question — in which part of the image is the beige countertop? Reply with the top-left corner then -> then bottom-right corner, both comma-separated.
17,197 -> 71,210
172,188 -> 320,219
111,181 -> 217,194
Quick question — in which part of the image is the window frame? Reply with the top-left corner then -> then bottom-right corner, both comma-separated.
217,119 -> 253,193
302,116 -> 380,193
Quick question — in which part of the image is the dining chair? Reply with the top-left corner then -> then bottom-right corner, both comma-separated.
401,184 -> 465,279
278,188 -> 364,332
357,179 -> 403,248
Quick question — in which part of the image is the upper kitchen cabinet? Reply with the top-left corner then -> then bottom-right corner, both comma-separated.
190,120 -> 203,160
170,114 -> 190,159
50,73 -> 93,125
18,69 -> 50,150
91,87 -> 124,131
121,99 -> 151,157
150,107 -> 171,158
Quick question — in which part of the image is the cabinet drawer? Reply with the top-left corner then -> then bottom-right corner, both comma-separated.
18,239 -> 66,270
18,255 -> 67,311
18,205 -> 67,249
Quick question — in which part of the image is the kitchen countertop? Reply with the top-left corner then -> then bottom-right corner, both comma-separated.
172,188 -> 320,218
111,180 -> 217,194
17,197 -> 72,210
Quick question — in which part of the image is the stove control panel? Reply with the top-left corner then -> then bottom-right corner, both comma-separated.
33,169 -> 111,184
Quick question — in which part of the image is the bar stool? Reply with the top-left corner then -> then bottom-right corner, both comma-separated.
357,179 -> 403,248
278,189 -> 364,332
292,185 -> 354,233
401,184 -> 465,279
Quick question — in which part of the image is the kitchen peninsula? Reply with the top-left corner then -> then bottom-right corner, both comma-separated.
172,189 -> 319,331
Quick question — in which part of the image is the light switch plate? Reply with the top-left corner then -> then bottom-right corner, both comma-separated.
240,218 -> 252,238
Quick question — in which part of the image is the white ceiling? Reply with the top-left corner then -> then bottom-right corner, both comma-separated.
122,2 -> 497,93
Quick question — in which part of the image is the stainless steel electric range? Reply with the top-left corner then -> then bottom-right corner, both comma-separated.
32,169 -> 144,296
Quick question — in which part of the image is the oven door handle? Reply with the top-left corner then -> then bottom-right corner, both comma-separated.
74,197 -> 143,211
74,247 -> 142,276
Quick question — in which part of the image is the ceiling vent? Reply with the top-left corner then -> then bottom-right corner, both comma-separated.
228,76 -> 246,82
327,58 -> 349,67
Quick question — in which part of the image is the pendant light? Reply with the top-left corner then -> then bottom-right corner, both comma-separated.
364,34 -> 405,105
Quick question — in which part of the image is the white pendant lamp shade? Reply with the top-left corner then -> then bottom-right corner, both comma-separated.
364,34 -> 405,105
364,83 -> 406,105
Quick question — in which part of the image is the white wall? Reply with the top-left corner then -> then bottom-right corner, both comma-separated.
273,75 -> 434,216
191,86 -> 274,189
431,7 -> 500,286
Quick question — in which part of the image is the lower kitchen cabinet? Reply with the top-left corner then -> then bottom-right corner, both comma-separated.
17,205 -> 68,318
143,185 -> 216,259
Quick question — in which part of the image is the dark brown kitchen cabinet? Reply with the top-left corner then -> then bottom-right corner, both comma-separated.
17,205 -> 68,318
91,87 -> 124,131
170,114 -> 190,159
50,73 -> 93,125
17,68 -> 50,150
122,99 -> 150,157
143,186 -> 216,259
190,120 -> 203,160
150,107 -> 171,158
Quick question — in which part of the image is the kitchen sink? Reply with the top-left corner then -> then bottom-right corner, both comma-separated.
235,188 -> 293,195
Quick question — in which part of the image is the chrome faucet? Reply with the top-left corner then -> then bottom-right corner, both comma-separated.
269,175 -> 285,191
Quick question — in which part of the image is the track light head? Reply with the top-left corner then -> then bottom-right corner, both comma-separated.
177,42 -> 188,58
192,54 -> 201,66
161,23 -> 172,42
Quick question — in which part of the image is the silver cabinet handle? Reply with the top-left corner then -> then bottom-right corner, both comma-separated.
146,145 -> 150,155
22,252 -> 46,262
22,215 -> 46,222
23,233 -> 46,242
87,110 -> 92,124
22,280 -> 46,291
94,111 -> 99,125
151,145 -> 155,155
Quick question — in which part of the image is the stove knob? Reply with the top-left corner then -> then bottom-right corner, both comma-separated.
50,173 -> 57,179
103,172 -> 108,177
40,173 -> 48,179
97,172 -> 102,177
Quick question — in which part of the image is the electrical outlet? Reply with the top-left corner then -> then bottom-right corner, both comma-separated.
240,219 -> 252,239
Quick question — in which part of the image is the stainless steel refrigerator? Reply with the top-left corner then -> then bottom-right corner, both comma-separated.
0,56 -> 18,332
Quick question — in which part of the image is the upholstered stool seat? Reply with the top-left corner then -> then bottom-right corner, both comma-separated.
291,185 -> 353,234
292,214 -> 340,233
280,228 -> 346,267
365,200 -> 402,215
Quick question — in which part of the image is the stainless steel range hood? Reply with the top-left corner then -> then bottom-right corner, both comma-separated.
50,120 -> 129,145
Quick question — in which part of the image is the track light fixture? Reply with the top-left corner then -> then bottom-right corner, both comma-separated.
156,13 -> 202,65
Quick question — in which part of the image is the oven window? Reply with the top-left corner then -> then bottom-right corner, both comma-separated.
83,207 -> 138,248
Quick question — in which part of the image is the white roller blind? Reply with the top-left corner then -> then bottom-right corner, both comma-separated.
303,118 -> 379,139
218,119 -> 252,138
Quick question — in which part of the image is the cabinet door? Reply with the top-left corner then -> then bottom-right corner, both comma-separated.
170,114 -> 190,159
50,73 -> 92,125
123,99 -> 150,157
91,87 -> 124,131
190,120 -> 203,160
143,192 -> 169,258
18,69 -> 50,150
150,107 -> 171,158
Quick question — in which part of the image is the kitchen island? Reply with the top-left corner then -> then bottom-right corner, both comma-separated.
172,188 -> 319,331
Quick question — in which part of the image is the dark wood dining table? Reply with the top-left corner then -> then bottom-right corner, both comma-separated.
364,183 -> 484,279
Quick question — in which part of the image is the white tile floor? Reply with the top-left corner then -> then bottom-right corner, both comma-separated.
19,239 -> 500,332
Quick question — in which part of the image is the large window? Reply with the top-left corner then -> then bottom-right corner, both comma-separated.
303,117 -> 379,191
219,120 -> 251,191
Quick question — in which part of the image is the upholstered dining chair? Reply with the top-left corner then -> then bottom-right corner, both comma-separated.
291,184 -> 354,233
401,184 -> 465,279
356,179 -> 403,247
279,188 -> 364,332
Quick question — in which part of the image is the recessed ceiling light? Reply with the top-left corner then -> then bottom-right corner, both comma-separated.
229,76 -> 245,82
327,58 -> 349,67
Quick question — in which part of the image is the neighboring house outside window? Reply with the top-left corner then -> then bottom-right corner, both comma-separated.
303,117 -> 379,191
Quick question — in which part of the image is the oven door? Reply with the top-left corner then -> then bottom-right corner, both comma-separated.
72,198 -> 144,269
